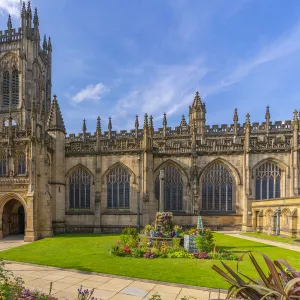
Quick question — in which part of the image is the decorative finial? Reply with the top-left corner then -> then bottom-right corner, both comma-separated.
27,1 -> 32,18
265,106 -> 270,120
7,15 -> 12,30
192,90 -> 201,107
246,112 -> 250,124
143,113 -> 148,129
33,8 -> 39,26
149,115 -> 154,130
108,117 -> 112,131
82,119 -> 87,134
21,2 -> 26,18
96,116 -> 101,135
48,36 -> 52,52
163,112 -> 167,126
293,109 -> 298,122
135,115 -> 139,129
43,35 -> 47,51
233,108 -> 238,122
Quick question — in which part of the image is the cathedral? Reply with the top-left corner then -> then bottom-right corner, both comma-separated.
0,3 -> 299,242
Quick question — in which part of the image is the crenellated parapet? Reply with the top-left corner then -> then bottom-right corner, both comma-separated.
63,92 -> 297,156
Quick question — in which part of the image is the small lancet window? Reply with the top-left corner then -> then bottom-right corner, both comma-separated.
3,71 -> 10,106
12,69 -> 19,106
0,153 -> 7,176
17,152 -> 26,175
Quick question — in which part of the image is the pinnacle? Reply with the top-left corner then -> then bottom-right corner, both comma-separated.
46,95 -> 66,133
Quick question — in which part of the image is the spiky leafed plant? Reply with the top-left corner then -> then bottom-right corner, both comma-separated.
212,251 -> 300,299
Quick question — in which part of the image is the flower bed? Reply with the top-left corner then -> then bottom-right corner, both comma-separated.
110,224 -> 237,260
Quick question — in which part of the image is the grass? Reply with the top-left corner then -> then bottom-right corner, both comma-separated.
1,233 -> 300,289
241,231 -> 299,245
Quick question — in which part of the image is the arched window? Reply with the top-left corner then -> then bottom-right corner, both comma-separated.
16,153 -> 26,175
107,166 -> 130,209
3,71 -> 10,106
255,162 -> 282,200
69,168 -> 91,209
155,164 -> 183,211
0,153 -> 7,176
12,69 -> 19,106
201,163 -> 233,211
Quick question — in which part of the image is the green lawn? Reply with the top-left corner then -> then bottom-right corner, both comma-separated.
242,232 -> 299,245
1,233 -> 300,289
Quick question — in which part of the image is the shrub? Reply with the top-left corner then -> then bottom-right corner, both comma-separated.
172,237 -> 181,249
77,286 -> 96,300
144,250 -> 155,259
213,251 -> 300,299
121,227 -> 138,237
131,248 -> 145,258
194,252 -> 210,259
140,236 -> 149,249
195,229 -> 215,253
110,243 -> 126,256
210,249 -> 237,260
143,224 -> 154,235
167,250 -> 194,259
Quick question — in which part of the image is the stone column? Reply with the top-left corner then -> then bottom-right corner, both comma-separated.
159,170 -> 165,212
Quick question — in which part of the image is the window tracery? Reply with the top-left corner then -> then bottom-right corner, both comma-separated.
0,153 -> 7,176
12,69 -> 19,106
255,162 -> 282,200
107,166 -> 130,209
201,163 -> 233,211
16,152 -> 26,175
69,168 -> 91,209
155,164 -> 183,211
3,71 -> 9,106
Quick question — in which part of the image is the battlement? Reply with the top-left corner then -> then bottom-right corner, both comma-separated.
0,28 -> 22,43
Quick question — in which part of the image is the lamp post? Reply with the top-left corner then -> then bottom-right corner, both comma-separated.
159,170 -> 165,212
276,207 -> 281,236
137,156 -> 141,233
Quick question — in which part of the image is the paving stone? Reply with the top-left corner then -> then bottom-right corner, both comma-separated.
128,281 -> 156,291
145,290 -> 178,300
153,284 -> 182,295
121,286 -> 148,297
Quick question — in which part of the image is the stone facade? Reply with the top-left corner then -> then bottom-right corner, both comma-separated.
0,3 -> 299,241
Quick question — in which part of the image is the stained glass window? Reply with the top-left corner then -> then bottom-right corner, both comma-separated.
255,162 -> 282,200
201,163 -> 233,211
155,165 -> 183,211
12,69 -> 19,105
3,71 -> 9,106
69,168 -> 91,209
17,153 -> 26,175
0,153 -> 7,176
107,166 -> 130,209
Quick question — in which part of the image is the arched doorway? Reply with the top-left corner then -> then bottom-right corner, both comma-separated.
2,199 -> 25,238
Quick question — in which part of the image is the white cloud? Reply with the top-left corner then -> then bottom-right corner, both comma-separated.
72,83 -> 108,103
0,0 -> 21,18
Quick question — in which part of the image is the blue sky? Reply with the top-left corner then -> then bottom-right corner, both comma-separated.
1,0 -> 300,134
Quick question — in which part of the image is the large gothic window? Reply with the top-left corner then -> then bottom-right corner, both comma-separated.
107,166 -> 130,209
255,161 -> 282,200
3,71 -> 10,106
201,163 -> 233,211
155,165 -> 183,211
69,168 -> 91,209
12,69 -> 19,106
16,152 -> 26,175
0,153 -> 7,176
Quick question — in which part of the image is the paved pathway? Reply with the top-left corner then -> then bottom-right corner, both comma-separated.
0,234 -> 30,251
221,232 -> 300,252
5,261 -> 226,300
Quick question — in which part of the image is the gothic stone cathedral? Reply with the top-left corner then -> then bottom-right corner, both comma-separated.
0,3 -> 299,242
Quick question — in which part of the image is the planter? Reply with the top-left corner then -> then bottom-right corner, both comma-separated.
184,234 -> 198,253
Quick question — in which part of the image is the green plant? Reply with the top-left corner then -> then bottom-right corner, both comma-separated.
149,293 -> 162,300
213,251 -> 300,299
143,224 -> 154,235
195,229 -> 215,253
110,243 -> 126,256
140,236 -> 149,249
172,237 -> 181,249
173,225 -> 183,233
131,248 -> 145,258
167,250 -> 194,259
121,227 -> 138,237
210,249 -> 237,260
